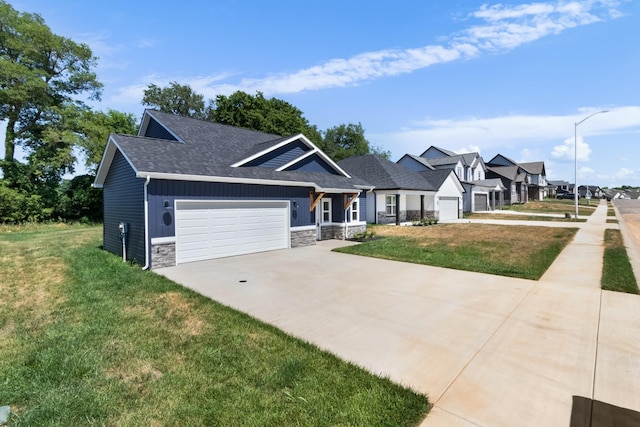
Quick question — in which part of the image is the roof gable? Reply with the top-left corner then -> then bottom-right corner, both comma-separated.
519,161 -> 546,175
338,154 -> 437,191
397,154 -> 435,171
488,154 -> 518,167
232,134 -> 349,177
420,146 -> 458,159
419,169 -> 465,193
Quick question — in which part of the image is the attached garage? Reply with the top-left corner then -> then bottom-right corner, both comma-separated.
439,197 -> 459,221
175,200 -> 290,264
474,193 -> 488,211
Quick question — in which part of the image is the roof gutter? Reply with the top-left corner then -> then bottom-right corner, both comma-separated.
142,175 -> 151,270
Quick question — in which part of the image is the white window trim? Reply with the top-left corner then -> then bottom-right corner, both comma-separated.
385,195 -> 396,216
350,199 -> 359,222
321,198 -> 332,224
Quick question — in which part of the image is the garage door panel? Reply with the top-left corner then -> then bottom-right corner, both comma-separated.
439,198 -> 459,221
175,201 -> 290,264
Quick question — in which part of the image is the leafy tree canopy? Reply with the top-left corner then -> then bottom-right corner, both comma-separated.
211,91 -> 322,145
321,123 -> 390,162
0,0 -> 102,172
142,82 -> 210,120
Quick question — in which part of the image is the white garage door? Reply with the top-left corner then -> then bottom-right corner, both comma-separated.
175,200 -> 290,264
439,198 -> 459,221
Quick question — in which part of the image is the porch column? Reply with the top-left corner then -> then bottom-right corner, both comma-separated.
420,195 -> 425,219
396,193 -> 401,225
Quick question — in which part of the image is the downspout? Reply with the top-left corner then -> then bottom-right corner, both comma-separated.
142,175 -> 151,270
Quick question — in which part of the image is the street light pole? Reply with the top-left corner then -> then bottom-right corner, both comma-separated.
574,110 -> 608,219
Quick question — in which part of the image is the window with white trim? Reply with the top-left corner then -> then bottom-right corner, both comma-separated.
385,195 -> 396,216
350,199 -> 359,221
321,198 -> 332,223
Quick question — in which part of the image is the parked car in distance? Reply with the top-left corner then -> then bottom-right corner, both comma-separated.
557,192 -> 579,199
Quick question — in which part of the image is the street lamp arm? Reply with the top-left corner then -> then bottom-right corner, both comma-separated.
575,109 -> 609,126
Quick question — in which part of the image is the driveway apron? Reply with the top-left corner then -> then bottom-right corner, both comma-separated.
157,200 -> 640,426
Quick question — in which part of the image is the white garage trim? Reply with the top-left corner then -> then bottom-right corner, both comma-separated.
439,197 -> 459,221
175,200 -> 290,264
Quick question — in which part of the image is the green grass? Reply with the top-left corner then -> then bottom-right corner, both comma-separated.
335,225 -> 577,280
0,224 -> 430,426
505,199 -> 596,216
464,212 -> 587,222
602,229 -> 639,294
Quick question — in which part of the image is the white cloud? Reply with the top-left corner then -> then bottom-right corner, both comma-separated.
456,144 -> 481,154
371,105 -> 640,159
112,0 -> 621,101
551,135 -> 591,161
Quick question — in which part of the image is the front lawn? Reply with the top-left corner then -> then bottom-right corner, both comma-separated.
464,212 -> 586,222
0,224 -> 429,426
504,199 -> 596,216
335,224 -> 577,280
602,229 -> 639,294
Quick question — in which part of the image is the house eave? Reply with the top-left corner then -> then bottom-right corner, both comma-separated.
134,171 -> 361,194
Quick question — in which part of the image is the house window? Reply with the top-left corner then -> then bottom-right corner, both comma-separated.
457,167 -> 463,179
385,195 -> 396,216
351,200 -> 359,221
321,198 -> 332,223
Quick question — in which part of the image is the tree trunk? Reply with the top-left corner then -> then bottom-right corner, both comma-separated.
4,115 -> 17,162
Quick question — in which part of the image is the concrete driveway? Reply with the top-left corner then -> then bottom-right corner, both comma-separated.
157,200 -> 640,426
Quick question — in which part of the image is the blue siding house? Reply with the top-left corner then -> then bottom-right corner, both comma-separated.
94,110 -> 371,268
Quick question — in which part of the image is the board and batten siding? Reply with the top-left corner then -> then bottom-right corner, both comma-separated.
144,118 -> 178,141
103,150 -> 146,264
243,140 -> 310,168
147,180 -> 316,239
284,154 -> 337,174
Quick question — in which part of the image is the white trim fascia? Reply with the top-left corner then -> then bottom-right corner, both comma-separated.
141,110 -> 184,143
151,236 -> 176,245
93,137 -> 140,188
319,221 -> 366,228
291,225 -> 317,232
373,189 -> 437,196
231,133 -> 352,178
136,171 -> 361,195
231,134 -> 305,167
275,148 -> 318,171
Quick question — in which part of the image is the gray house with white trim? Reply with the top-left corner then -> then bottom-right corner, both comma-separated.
94,110 -> 370,268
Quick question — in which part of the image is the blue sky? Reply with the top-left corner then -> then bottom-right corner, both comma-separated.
6,0 -> 640,187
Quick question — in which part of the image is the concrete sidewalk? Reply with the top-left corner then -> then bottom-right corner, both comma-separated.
424,200 -> 640,426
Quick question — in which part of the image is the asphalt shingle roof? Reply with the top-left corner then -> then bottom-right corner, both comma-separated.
338,155 -> 438,191
105,110 -> 369,191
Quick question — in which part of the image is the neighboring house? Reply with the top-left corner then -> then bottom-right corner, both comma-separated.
398,147 -> 490,212
549,180 -> 571,197
578,185 -> 604,199
461,179 -> 506,211
93,110 -> 371,269
486,154 -> 534,204
518,161 -> 548,200
338,154 -> 464,223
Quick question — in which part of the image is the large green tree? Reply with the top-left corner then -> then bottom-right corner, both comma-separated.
0,0 -> 102,178
142,82 -> 210,119
74,109 -> 138,169
321,123 -> 390,162
211,91 -> 323,145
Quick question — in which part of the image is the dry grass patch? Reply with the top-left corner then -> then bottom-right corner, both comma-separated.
375,223 -> 566,252
338,223 -> 577,279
